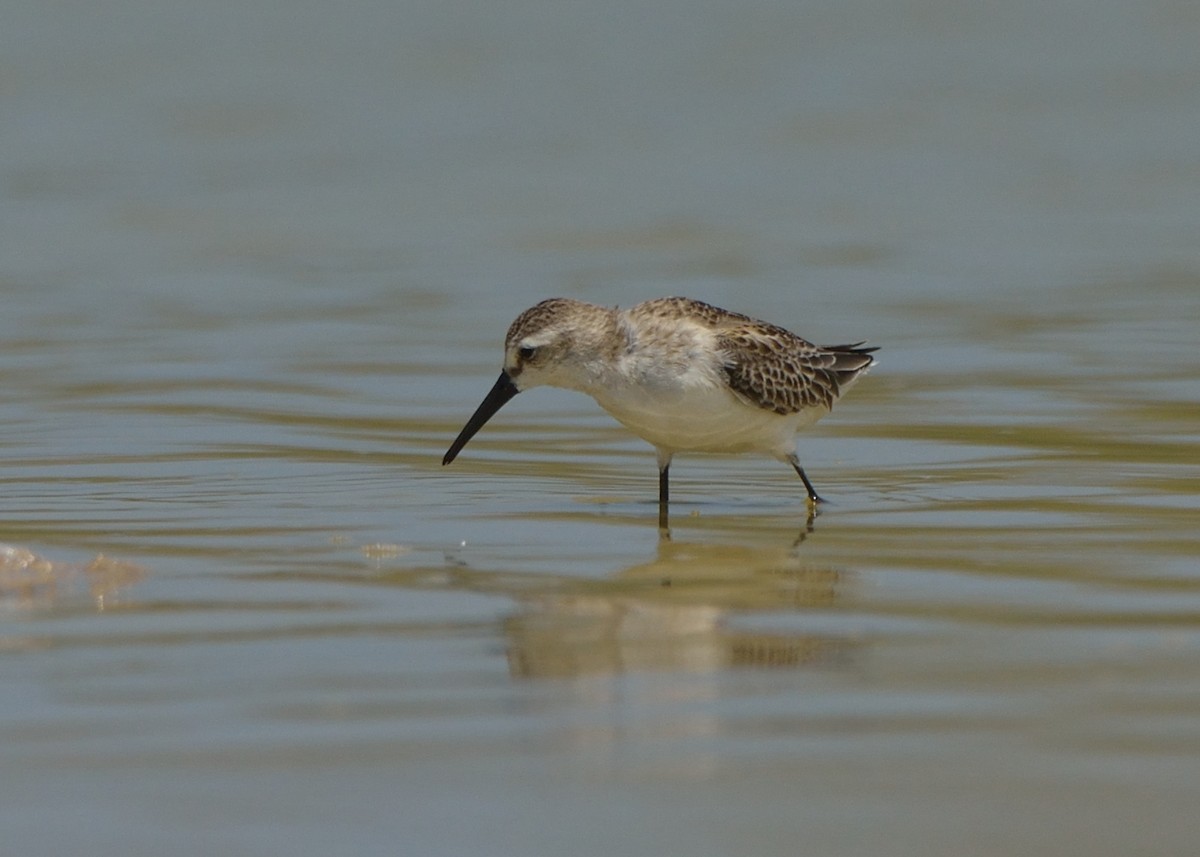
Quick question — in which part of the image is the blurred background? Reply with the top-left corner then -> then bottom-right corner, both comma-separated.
2,1 -> 1198,855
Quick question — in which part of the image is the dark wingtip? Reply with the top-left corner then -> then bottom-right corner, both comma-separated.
825,341 -> 879,355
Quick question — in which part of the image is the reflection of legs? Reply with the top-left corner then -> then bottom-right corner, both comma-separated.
793,505 -> 817,548
789,456 -> 823,506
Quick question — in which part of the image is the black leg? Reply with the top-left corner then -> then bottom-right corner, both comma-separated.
658,463 -> 670,531
791,461 -> 824,506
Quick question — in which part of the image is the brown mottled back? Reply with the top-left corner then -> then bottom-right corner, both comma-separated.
631,298 -> 875,415
720,332 -> 876,415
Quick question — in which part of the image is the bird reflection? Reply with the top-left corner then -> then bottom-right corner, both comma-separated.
503,531 -> 852,680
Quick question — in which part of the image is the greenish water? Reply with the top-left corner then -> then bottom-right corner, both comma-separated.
3,2 -> 1200,856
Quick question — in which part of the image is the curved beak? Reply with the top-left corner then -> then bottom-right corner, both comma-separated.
442,371 -> 520,465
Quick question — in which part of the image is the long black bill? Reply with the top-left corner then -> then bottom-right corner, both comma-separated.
442,371 -> 520,466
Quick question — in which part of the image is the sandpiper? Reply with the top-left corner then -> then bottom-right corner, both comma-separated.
443,297 -> 876,529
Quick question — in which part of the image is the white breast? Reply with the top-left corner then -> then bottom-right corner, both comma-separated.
588,367 -> 827,458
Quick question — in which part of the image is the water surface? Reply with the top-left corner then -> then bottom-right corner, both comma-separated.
2,1 -> 1199,855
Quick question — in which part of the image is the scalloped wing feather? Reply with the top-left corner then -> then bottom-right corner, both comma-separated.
718,327 -> 876,416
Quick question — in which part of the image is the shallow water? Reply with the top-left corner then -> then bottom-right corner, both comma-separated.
3,1 -> 1200,855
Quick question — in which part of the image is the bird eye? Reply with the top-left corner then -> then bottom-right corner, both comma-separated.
518,345 -> 537,360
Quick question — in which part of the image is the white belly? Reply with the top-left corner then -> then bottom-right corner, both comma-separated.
590,382 -> 827,458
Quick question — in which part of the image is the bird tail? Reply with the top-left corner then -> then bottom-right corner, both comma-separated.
823,342 -> 877,387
